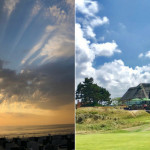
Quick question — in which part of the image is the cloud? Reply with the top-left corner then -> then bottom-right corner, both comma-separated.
75,23 -> 121,87
76,22 -> 150,98
76,25 -> 123,97
21,24 -> 74,65
145,51 -> 150,58
76,0 -> 109,39
3,0 -> 19,18
85,26 -> 96,38
90,16 -> 109,27
76,57 -> 150,98
75,23 -> 94,64
29,34 -> 74,65
76,23 -> 120,92
99,36 -> 105,41
75,0 -> 147,99
75,24 -> 93,86
76,0 -> 98,16
76,0 -> 109,44
138,53 -> 144,58
138,51 -> 150,58
91,41 -> 121,57
95,60 -> 150,98
0,58 -> 74,110
118,23 -> 126,30
10,0 -> 42,55
21,25 -> 56,65
66,0 -> 74,6
31,0 -> 42,16
43,1 -> 74,25
81,16 -> 109,40
21,1 -> 74,66
76,23 -> 120,62
44,5 -> 67,24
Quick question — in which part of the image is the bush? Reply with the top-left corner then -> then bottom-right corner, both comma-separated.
76,114 -> 86,123
93,114 -> 100,120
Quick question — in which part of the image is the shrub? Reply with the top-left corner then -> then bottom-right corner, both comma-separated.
76,114 -> 86,123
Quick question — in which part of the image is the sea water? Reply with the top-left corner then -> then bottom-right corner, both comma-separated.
0,124 -> 74,138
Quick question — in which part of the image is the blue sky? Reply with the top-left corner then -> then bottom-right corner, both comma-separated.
76,0 -> 150,98
0,0 -> 74,71
0,0 -> 74,125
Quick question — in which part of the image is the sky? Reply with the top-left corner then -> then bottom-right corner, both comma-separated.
0,0 -> 74,126
76,0 -> 150,98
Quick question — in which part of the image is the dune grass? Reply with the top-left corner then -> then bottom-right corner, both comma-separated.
76,107 -> 150,133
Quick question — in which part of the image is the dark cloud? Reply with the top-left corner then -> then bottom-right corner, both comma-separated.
0,57 -> 74,109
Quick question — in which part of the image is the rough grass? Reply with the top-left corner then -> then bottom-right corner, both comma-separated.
76,107 -> 150,133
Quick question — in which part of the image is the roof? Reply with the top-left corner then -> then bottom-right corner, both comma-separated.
121,83 -> 150,101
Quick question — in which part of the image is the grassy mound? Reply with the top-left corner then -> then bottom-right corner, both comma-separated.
76,107 -> 150,133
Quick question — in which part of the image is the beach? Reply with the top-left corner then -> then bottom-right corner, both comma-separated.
0,124 -> 74,139
0,124 -> 74,150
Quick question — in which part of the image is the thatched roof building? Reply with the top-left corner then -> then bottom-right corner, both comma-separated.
121,83 -> 150,101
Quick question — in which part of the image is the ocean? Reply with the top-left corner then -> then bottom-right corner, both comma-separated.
0,124 -> 74,138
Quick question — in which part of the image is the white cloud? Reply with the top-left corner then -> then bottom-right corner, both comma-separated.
76,24 -> 121,61
95,60 -> 150,98
76,0 -> 98,16
29,35 -> 74,65
76,57 -> 150,98
91,41 -> 121,57
76,23 -> 133,97
31,0 -> 42,16
75,0 -> 148,99
90,16 -> 109,27
75,0 -> 122,94
138,53 -> 143,58
44,2 -> 74,27
75,23 -> 94,64
99,36 -> 105,41
48,6 -> 66,24
3,0 -> 19,18
21,2 -> 74,66
85,26 -> 96,38
76,0 -> 109,42
75,23 -> 95,86
75,23 -> 122,92
138,51 -> 150,59
145,51 -> 150,58
21,25 -> 56,65
75,0 -> 150,99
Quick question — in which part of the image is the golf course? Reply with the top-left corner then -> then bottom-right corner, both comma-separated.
76,131 -> 150,150
76,107 -> 150,150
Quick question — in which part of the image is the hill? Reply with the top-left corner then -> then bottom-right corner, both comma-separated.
76,107 -> 150,133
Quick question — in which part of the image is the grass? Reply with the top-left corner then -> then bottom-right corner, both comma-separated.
76,131 -> 150,150
76,107 -> 150,133
76,107 -> 150,149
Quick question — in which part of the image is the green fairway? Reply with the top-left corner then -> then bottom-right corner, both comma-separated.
76,132 -> 150,150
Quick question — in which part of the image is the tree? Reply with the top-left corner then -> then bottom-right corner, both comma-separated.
76,77 -> 111,106
111,97 -> 122,106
